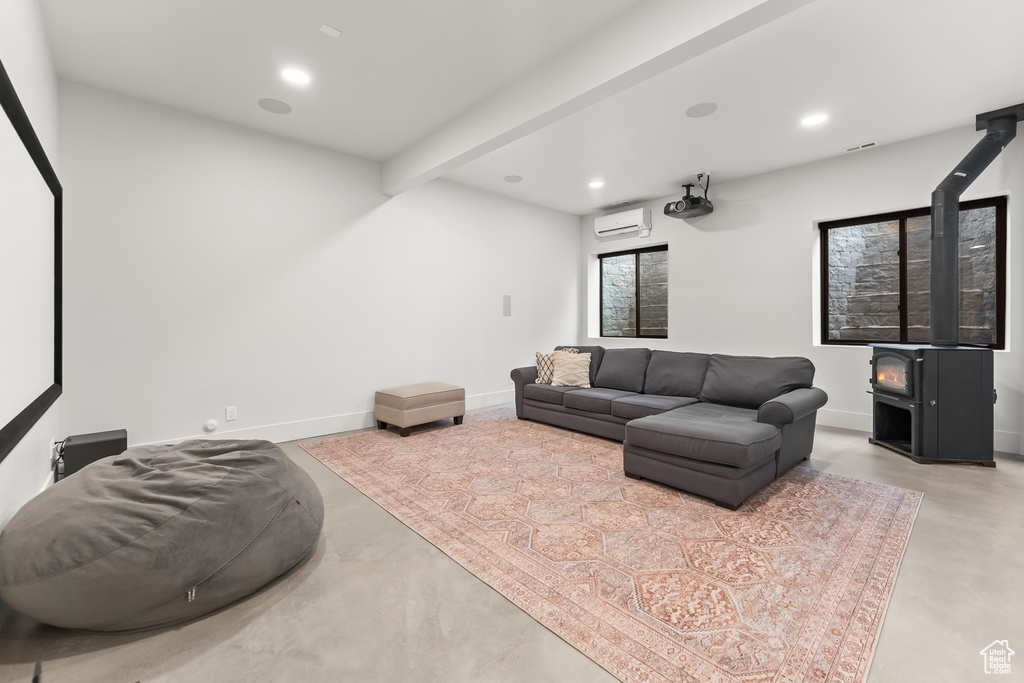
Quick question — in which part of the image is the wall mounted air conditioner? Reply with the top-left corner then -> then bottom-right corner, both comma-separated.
594,207 -> 652,238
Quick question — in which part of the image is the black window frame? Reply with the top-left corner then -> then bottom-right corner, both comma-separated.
819,196 -> 1006,349
598,244 -> 668,339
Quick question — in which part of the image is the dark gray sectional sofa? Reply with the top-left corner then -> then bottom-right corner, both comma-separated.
510,346 -> 828,509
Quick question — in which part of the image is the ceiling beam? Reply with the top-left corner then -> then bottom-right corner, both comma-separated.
381,0 -> 816,197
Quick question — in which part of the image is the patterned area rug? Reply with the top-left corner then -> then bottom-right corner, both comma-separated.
301,406 -> 921,682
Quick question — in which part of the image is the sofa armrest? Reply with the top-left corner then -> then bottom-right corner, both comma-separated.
510,366 -> 538,418
757,387 -> 829,427
511,366 -> 538,385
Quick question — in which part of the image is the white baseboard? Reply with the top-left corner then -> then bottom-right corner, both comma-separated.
468,389 -> 514,410
135,393 -> 1024,456
140,390 -> 517,448
816,408 -> 871,433
995,430 -> 1024,456
146,412 -> 372,448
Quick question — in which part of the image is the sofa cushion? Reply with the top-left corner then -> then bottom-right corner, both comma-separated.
643,351 -> 710,398
556,345 -> 604,386
523,383 -> 583,406
700,354 -> 815,409
669,401 -> 759,421
564,387 -> 637,414
610,394 -> 698,420
594,348 -> 651,393
625,411 -> 781,468
551,351 -> 591,388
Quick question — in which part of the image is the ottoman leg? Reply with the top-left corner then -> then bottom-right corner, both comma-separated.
376,420 -> 387,430
399,427 -> 411,437
454,416 -> 463,425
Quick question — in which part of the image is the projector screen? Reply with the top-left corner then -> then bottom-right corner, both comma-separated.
0,56 -> 62,466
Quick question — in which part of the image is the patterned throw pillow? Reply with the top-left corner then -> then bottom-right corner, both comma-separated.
535,352 -> 555,384
551,351 -> 591,388
535,348 -> 578,384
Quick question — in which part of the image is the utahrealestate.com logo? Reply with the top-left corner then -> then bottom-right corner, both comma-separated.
980,640 -> 1014,675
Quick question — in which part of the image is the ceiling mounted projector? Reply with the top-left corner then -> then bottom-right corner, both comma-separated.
665,173 -> 713,219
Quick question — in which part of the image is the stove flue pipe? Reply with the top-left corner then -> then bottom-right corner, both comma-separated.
931,104 -> 1022,346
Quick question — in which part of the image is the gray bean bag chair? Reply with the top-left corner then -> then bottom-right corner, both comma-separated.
0,439 -> 323,632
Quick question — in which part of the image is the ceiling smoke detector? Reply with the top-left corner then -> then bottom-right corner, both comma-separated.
598,200 -> 640,211
843,141 -> 878,153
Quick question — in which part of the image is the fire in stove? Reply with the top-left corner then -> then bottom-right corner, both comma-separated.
876,362 -> 907,391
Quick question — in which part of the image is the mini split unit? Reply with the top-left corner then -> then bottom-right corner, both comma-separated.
594,207 -> 652,238
664,173 -> 714,219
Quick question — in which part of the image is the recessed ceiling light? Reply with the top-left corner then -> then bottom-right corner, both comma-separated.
320,24 -> 342,38
685,102 -> 718,118
801,113 -> 828,126
282,68 -> 311,85
258,98 -> 292,114
503,175 -> 523,183
588,180 -> 605,189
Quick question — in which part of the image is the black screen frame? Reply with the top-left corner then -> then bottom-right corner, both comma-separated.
0,56 -> 63,466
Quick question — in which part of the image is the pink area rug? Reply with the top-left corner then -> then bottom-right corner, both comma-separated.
301,406 -> 921,682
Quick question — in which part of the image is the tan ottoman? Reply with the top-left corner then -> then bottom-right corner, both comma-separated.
374,382 -> 465,437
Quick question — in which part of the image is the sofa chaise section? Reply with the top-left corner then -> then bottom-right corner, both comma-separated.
512,347 -> 828,508
622,354 -> 826,507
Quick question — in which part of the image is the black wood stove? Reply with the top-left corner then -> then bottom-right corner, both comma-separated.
869,344 -> 994,465
867,103 -> 1023,467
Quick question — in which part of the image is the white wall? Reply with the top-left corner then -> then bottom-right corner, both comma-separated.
58,82 -> 579,446
0,0 -> 61,530
581,126 -> 1024,454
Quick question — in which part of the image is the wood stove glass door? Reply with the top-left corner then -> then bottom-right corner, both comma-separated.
873,354 -> 913,398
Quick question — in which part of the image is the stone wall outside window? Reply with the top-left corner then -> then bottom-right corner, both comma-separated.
822,199 -> 1002,347
600,247 -> 667,338
826,220 -> 900,342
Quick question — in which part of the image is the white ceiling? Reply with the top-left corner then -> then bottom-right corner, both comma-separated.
448,0 -> 1024,213
38,0 -> 1024,216
38,0 -> 646,161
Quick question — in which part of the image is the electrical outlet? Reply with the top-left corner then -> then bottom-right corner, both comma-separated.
226,406 -> 237,421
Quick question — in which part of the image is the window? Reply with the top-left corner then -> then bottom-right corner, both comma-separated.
599,245 -> 667,338
820,196 -> 1006,349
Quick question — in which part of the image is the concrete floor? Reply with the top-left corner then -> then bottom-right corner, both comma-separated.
1,413 -> 1022,682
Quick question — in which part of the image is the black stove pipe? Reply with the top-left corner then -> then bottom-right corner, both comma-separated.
930,104 -> 1022,346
